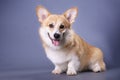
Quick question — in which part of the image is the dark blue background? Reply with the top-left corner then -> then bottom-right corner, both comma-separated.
0,0 -> 120,80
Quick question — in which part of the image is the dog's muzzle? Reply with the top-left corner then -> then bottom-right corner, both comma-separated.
48,33 -> 60,46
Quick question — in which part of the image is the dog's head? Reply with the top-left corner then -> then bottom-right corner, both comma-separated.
36,6 -> 78,48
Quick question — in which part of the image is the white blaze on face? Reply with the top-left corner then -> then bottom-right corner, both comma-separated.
53,28 -> 60,46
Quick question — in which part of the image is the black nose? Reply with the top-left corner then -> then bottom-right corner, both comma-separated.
54,33 -> 60,39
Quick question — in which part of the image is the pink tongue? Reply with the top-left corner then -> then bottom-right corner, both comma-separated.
53,40 -> 60,46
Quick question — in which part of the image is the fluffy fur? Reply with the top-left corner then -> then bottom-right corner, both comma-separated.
36,5 -> 106,75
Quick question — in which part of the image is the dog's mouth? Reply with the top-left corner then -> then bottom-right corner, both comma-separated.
48,33 -> 60,46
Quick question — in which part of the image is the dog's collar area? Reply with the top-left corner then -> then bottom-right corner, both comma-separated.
47,33 -> 60,46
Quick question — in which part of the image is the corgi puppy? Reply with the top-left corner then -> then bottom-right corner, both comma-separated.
36,6 -> 106,75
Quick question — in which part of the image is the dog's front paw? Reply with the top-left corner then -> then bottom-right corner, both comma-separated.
67,69 -> 77,76
52,69 -> 62,74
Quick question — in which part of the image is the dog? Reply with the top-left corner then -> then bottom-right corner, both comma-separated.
36,5 -> 106,76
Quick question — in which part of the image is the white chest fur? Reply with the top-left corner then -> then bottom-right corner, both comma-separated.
45,47 -> 80,68
44,47 -> 81,75
45,48 -> 71,64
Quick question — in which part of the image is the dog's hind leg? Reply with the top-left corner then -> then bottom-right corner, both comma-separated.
88,48 -> 106,72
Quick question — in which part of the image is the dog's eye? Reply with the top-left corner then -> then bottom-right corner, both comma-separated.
49,24 -> 54,28
60,25 -> 64,29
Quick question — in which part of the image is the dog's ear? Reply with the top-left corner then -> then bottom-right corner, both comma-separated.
63,7 -> 78,24
36,6 -> 50,23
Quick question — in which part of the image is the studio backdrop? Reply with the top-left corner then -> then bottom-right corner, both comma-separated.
0,0 -> 120,72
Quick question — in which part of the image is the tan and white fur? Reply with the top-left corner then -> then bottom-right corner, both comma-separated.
36,6 -> 106,76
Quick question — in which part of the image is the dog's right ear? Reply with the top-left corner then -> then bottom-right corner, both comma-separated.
36,6 -> 50,23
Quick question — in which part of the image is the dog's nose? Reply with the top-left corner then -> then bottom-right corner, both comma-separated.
54,33 -> 60,39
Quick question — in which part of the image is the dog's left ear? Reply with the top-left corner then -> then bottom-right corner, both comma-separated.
63,7 -> 78,24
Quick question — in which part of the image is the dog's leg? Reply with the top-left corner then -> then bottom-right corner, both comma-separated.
89,62 -> 101,72
52,63 -> 67,74
67,58 -> 80,76
89,48 -> 106,72
89,60 -> 106,72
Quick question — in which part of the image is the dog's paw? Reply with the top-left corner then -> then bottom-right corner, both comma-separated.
93,67 -> 101,73
52,69 -> 62,74
92,63 -> 101,73
67,69 -> 77,76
